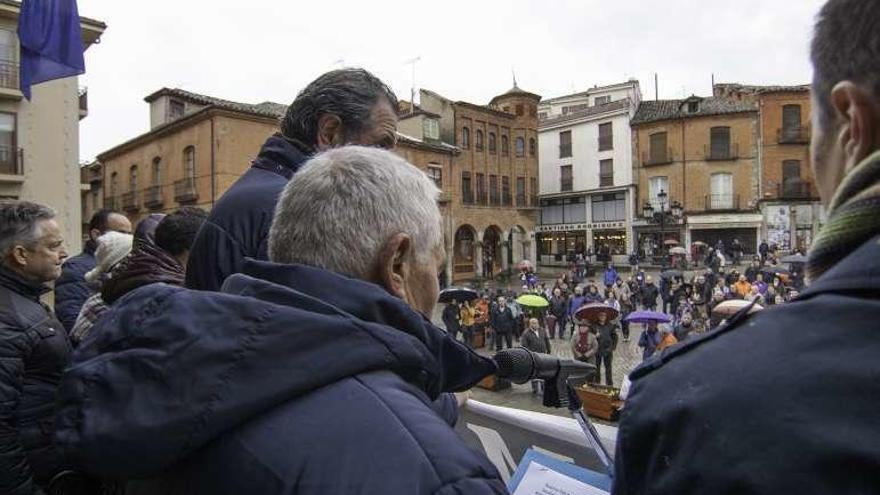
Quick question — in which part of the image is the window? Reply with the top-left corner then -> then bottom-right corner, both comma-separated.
476,173 -> 487,204
461,171 -> 473,204
501,135 -> 509,155
529,138 -> 536,157
782,104 -> 802,131
592,193 -> 626,222
488,132 -> 497,154
598,122 -> 613,151
564,197 -> 587,222
687,101 -> 699,113
427,165 -> 442,189
599,159 -> 614,187
152,157 -> 161,185
516,177 -> 526,206
710,173 -> 734,209
169,99 -> 185,120
475,129 -> 484,152
110,172 -> 118,197
709,126 -> 731,159
648,176 -> 669,211
0,113 -> 16,174
489,174 -> 499,205
515,137 -> 525,157
0,29 -> 17,90
649,132 -> 668,164
129,165 -> 138,192
541,199 -> 564,224
502,176 -> 512,206
594,95 -> 611,105
529,177 -> 538,206
516,104 -> 524,116
423,118 -> 439,140
461,127 -> 470,149
183,146 -> 196,179
560,165 -> 573,192
562,104 -> 589,115
559,131 -> 572,158
782,160 -> 802,196
538,112 -> 548,120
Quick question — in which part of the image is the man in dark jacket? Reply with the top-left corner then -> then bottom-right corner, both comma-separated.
641,275 -> 659,311
54,209 -> 130,331
490,296 -> 516,350
0,201 -> 72,494
614,2 -> 880,492
56,147 -> 505,494
441,302 -> 461,340
185,68 -> 399,291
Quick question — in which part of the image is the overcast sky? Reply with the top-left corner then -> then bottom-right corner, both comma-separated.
75,0 -> 826,162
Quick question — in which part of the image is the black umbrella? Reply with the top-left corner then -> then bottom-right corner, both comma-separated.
781,254 -> 808,264
760,266 -> 791,277
660,269 -> 683,279
438,287 -> 478,303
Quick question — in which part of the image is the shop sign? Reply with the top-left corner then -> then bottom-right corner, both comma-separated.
537,221 -> 626,233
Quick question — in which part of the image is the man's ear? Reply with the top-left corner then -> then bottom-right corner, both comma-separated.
375,233 -> 411,299
315,114 -> 344,151
10,245 -> 28,267
830,81 -> 880,172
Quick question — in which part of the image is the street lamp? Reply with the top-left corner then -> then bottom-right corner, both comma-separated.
642,190 -> 683,266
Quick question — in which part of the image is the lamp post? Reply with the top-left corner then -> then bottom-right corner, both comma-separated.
642,190 -> 683,266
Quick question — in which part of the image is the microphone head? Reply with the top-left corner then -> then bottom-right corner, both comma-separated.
493,348 -> 536,384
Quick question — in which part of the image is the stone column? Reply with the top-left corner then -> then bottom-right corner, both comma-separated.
474,241 -> 484,279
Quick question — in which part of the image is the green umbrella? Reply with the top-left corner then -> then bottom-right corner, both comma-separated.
516,294 -> 549,308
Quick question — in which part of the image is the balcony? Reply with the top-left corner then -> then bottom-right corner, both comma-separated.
559,143 -> 572,158
144,185 -> 164,209
121,191 -> 140,212
643,148 -> 673,166
78,87 -> 88,120
437,191 -> 453,204
0,60 -> 20,98
705,194 -> 741,211
0,146 -> 24,177
704,143 -> 739,161
778,181 -> 815,200
174,177 -> 199,203
777,126 -> 810,144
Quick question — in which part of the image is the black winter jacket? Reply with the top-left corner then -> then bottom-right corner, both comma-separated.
0,267 -> 71,494
53,243 -> 96,331
185,134 -> 309,291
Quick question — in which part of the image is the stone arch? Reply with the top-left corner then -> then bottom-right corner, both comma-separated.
482,225 -> 503,278
453,224 -> 477,280
507,225 -> 529,267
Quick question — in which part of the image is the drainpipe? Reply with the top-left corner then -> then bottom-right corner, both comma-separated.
210,114 -> 216,206
681,118 -> 687,244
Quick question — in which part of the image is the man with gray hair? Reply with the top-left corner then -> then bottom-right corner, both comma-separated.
186,68 -> 399,291
0,200 -> 72,494
55,147 -> 505,494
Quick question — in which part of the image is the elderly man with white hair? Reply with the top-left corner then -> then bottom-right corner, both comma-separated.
54,147 -> 504,494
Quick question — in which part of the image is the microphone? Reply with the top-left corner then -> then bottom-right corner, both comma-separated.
493,347 -> 595,384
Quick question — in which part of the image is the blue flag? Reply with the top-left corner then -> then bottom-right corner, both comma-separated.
17,0 -> 85,100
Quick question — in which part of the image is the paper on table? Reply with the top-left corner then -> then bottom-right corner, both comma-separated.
512,461 -> 609,495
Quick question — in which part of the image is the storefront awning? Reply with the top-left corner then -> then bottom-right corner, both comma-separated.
687,213 -> 763,229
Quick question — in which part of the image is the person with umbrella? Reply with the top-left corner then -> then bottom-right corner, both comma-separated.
571,322 -> 599,380
566,286 -> 586,336
459,300 -> 476,347
638,320 -> 662,361
441,301 -> 461,341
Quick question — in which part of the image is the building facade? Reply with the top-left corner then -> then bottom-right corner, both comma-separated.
536,81 -> 641,267
714,83 -> 823,253
97,88 -> 282,226
0,2 -> 105,255
631,96 -> 762,256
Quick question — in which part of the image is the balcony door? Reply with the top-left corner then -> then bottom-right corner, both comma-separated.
0,30 -> 16,90
0,113 -> 16,174
782,160 -> 801,197
710,173 -> 733,209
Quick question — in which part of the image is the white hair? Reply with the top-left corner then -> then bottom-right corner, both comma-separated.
268,146 -> 442,279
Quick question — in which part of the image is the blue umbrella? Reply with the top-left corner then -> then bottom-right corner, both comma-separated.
624,310 -> 672,323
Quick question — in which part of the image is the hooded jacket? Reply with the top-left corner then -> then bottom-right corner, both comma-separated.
101,237 -> 184,305
185,135 -> 309,291
55,260 -> 505,494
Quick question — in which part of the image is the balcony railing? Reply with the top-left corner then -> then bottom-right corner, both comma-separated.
0,146 -> 23,175
778,181 -> 815,199
777,126 -> 810,144
643,148 -> 673,166
0,60 -> 19,91
704,143 -> 740,161
598,136 -> 613,151
559,143 -> 572,158
705,194 -> 740,211
121,191 -> 140,212
174,177 -> 199,203
144,185 -> 164,209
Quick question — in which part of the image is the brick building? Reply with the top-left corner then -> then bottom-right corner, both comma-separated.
714,83 -> 823,252
631,96 -> 762,256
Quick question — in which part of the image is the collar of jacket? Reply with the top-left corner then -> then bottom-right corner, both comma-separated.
225,259 -> 498,396
250,133 -> 311,180
0,264 -> 50,300
799,233 -> 880,299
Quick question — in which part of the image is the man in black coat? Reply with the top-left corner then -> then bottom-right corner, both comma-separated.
490,296 -> 516,350
0,201 -> 72,494
641,276 -> 659,311
614,2 -> 880,492
441,302 -> 461,340
54,209 -> 130,331
185,68 -> 399,291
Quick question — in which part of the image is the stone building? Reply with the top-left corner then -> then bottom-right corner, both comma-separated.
631,96 -> 762,255
714,83 -> 823,253
535,80 -> 641,267
96,88 -> 282,225
0,2 -> 105,255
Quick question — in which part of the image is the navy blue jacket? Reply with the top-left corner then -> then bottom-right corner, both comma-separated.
54,242 -> 96,331
185,135 -> 309,291
614,234 -> 880,494
55,260 -> 506,494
